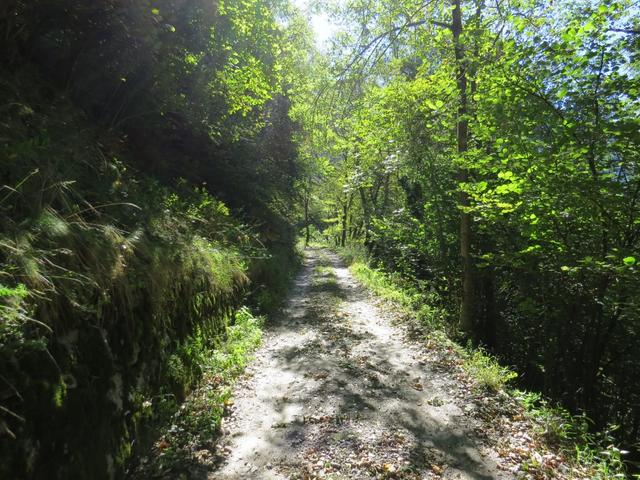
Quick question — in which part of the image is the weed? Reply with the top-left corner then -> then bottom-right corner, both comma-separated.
130,307 -> 264,477
463,349 -> 518,392
515,390 -> 630,478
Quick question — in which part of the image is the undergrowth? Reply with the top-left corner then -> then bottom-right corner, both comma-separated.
332,243 -> 631,479
516,391 -> 632,479
129,307 -> 264,478
339,244 -> 447,331
0,67 -> 289,479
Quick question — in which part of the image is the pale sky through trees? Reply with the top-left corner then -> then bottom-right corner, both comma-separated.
292,0 -> 337,50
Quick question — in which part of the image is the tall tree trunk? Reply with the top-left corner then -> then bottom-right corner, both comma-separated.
359,187 -> 372,248
451,0 -> 474,336
304,191 -> 310,246
340,198 -> 348,247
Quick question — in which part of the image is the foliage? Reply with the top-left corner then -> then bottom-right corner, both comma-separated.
337,248 -> 450,333
0,0 -> 308,476
517,391 -> 630,478
305,0 -> 640,465
463,349 -> 518,393
1,0 -> 639,476
130,307 -> 264,478
342,245 -> 628,477
0,92 -> 253,477
248,243 -> 302,313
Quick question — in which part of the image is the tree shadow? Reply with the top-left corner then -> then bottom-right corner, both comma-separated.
200,249 -> 504,479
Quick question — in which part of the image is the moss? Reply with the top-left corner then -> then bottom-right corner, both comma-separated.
52,376 -> 67,408
129,307 -> 264,478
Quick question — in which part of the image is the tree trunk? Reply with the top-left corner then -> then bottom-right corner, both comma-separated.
304,191 -> 310,246
341,199 -> 348,247
359,187 -> 372,248
451,0 -> 475,336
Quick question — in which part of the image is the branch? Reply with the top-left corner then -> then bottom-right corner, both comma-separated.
608,28 -> 640,35
338,20 -> 428,77
431,20 -> 452,29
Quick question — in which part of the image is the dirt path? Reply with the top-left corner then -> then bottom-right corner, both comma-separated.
211,248 -> 513,479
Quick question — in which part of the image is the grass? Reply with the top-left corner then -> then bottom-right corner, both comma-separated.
1,106 -> 253,477
338,247 -> 447,331
350,260 -> 515,391
313,265 -> 335,277
463,348 -> 518,392
351,262 -> 414,306
130,307 -> 264,477
332,242 -> 631,479
515,390 -> 632,479
333,245 -> 516,391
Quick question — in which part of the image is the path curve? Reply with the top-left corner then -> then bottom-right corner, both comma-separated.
211,248 -> 512,479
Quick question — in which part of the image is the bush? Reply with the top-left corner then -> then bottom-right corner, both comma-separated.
0,74 -> 259,479
463,349 -> 518,392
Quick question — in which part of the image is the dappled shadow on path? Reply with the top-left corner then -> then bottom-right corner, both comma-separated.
206,247 -> 508,479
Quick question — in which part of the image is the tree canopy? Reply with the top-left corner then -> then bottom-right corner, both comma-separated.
298,0 -> 640,459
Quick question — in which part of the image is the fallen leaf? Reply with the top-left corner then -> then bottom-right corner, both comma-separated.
156,439 -> 170,450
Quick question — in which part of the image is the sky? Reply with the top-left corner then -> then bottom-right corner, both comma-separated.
291,0 -> 338,50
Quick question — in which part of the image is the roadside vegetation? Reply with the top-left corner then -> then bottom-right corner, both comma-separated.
0,1 -> 304,478
129,307 -> 264,478
1,0 -> 638,478
333,244 -> 632,478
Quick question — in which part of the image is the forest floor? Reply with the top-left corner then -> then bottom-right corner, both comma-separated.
201,248 -> 563,479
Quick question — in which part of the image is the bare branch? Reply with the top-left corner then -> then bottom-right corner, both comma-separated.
431,20 -> 452,29
338,20 -> 428,77
608,28 -> 640,35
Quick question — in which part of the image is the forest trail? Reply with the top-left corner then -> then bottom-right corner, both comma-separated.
211,248 -> 512,479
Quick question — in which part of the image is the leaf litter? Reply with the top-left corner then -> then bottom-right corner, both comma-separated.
146,248 -> 578,479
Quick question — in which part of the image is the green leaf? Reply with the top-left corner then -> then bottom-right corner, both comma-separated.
623,256 -> 636,266
0,283 -> 28,298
